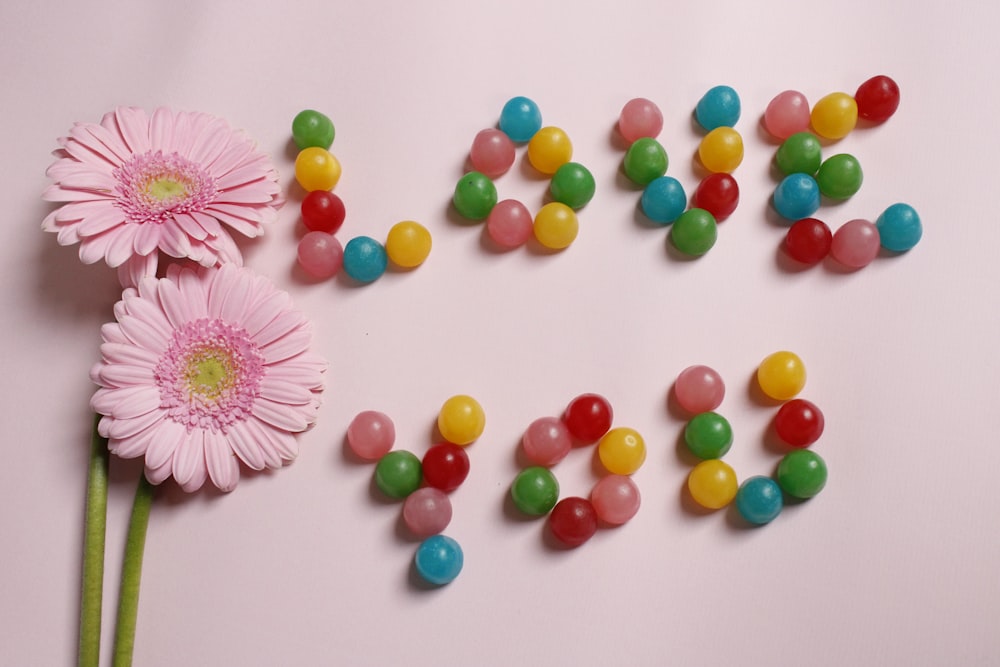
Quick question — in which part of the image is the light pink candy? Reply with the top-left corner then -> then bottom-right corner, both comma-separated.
674,365 -> 726,414
764,90 -> 811,140
297,231 -> 343,279
590,475 -> 641,525
487,199 -> 534,249
522,416 -> 572,466
346,410 -> 395,460
831,218 -> 880,268
618,97 -> 664,144
470,128 -> 516,178
403,487 -> 453,537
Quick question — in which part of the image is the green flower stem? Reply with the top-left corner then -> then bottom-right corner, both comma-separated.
112,473 -> 154,667
79,416 -> 109,667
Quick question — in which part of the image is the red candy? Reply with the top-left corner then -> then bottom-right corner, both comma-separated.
548,497 -> 598,547
855,75 -> 900,124
774,399 -> 825,448
785,218 -> 832,265
301,190 -> 346,234
693,173 -> 739,221
422,443 -> 470,492
562,393 -> 613,443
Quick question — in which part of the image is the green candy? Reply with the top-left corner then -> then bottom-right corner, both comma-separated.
511,466 -> 559,516
776,450 -> 828,499
816,153 -> 863,199
775,132 -> 822,176
550,162 -> 596,209
684,412 -> 734,459
670,208 -> 717,256
624,137 -> 668,186
292,109 -> 335,151
374,450 -> 422,499
453,171 -> 497,220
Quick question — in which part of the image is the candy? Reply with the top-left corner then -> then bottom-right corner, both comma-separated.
590,475 -> 641,525
816,153 -> 863,199
385,220 -> 432,268
876,203 -> 922,252
550,162 -> 596,209
830,218 -> 880,269
294,147 -> 341,192
784,218 -> 832,265
511,466 -> 560,515
453,171 -> 498,220
623,137 -> 668,186
533,202 -> 578,250
687,459 -> 738,510
486,199 -> 534,249
421,443 -> 471,492
640,176 -> 687,225
674,365 -> 725,414
618,97 -> 664,144
810,92 -> 858,140
403,487 -> 453,537
692,173 -> 739,221
562,393 -> 613,442
470,128 -> 516,178
684,412 -> 734,459
437,395 -> 485,446
292,109 -> 335,150
775,132 -> 822,176
855,75 -> 900,123
549,497 -> 598,547
527,126 -> 573,175
374,450 -> 422,499
414,534 -> 464,585
499,96 -> 542,142
670,208 -> 717,256
297,231 -> 343,279
735,476 -> 783,525
757,351 -> 806,401
763,90 -> 811,140
522,416 -> 572,467
342,236 -> 388,283
774,399 -> 825,448
695,85 -> 741,131
698,127 -> 743,174
346,410 -> 396,461
301,190 -> 346,234
597,427 -> 646,475
776,450 -> 828,499
773,173 -> 820,221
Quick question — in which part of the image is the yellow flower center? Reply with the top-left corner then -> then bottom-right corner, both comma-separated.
147,177 -> 188,201
186,352 -> 233,401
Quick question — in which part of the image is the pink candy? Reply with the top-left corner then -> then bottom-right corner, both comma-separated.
297,231 -> 344,279
522,416 -> 572,466
470,128 -> 516,178
402,487 -> 453,537
346,410 -> 396,460
590,475 -> 641,525
764,90 -> 811,140
618,97 -> 664,144
674,365 -> 726,413
831,218 -> 880,268
486,199 -> 534,249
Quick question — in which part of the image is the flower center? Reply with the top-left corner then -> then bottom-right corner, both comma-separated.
147,177 -> 188,202
114,150 -> 217,225
154,318 -> 265,433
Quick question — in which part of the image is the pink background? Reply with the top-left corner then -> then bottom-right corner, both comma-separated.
3,1 -> 998,665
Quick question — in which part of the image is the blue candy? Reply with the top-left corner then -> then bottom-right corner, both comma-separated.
773,173 -> 820,221
695,85 -> 741,131
342,236 -> 387,283
414,535 -> 464,585
735,476 -> 783,525
876,203 -> 922,252
641,176 -> 687,225
499,96 -> 542,143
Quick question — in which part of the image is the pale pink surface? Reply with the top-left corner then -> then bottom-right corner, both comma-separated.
297,231 -> 343,279
402,487 -> 453,537
618,97 -> 664,144
522,415 -> 572,466
346,410 -> 396,460
590,474 -> 641,525
831,218 -> 880,268
469,128 -> 516,178
763,90 -> 811,140
674,364 -> 726,413
486,199 -> 533,248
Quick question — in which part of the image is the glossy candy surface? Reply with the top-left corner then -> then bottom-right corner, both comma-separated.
698,127 -> 744,173
684,412 -> 734,459
775,399 -> 825,448
811,92 -> 858,140
674,365 -> 725,414
735,476 -> 783,525
550,162 -> 596,209
511,466 -> 560,515
618,97 -> 664,143
422,443 -> 471,492
695,85 -> 741,131
403,487 -> 453,537
374,450 -> 422,499
549,497 -> 598,548
295,147 -> 341,191
533,202 -> 578,250
292,109 -> 335,150
453,171 -> 498,220
763,90 -> 811,140
876,203 -> 922,252
301,190 -> 346,234
670,208 -> 717,256
598,427 -> 646,475
773,174 -> 820,221
775,132 -> 823,176
623,137 -> 668,186
816,153 -> 863,199
785,218 -> 832,265
346,410 -> 396,461
855,75 -> 900,123
486,199 -> 534,249
831,219 -> 880,268
385,220 -> 432,268
692,173 -> 739,221
297,232 -> 343,279
687,459 -> 738,510
590,475 -> 641,525
562,393 -> 613,442
522,416 -> 573,466
470,128 -> 516,178
641,176 -> 686,225
527,126 -> 573,175
437,395 -> 485,446
342,236 -> 387,283
499,96 -> 543,142
776,450 -> 828,499
757,351 -> 806,401
414,535 -> 464,586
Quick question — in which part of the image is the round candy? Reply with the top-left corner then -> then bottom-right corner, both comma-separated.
562,393 -> 613,442
695,85 -> 741,131
776,450 -> 828,499
590,475 -> 641,525
301,190 -> 346,234
527,126 -> 573,175
548,497 -> 598,548
855,75 -> 900,123
831,218 -> 880,269
774,399 -> 825,448
374,450 -> 422,499
550,162 -> 596,209
294,147 -> 341,192
816,153 -> 863,199
687,459 -> 738,510
775,132 -> 823,176
684,412 -> 733,460
876,203 -> 922,252
421,443 -> 471,492
757,351 -> 806,401
292,109 -> 335,150
470,128 -> 516,178
773,173 -> 820,221
342,236 -> 387,283
623,137 -> 668,186
499,96 -> 542,143
385,220 -> 432,268
297,231 -> 343,279
346,410 -> 395,461
511,466 -> 560,516
453,171 -> 497,220
640,176 -> 687,225
533,202 -> 578,250
811,92 -> 858,140
403,487 -> 453,537
522,416 -> 572,467
618,97 -> 664,144
437,395 -> 485,446
763,90 -> 811,140
698,127 -> 743,174
670,208 -> 717,256
486,199 -> 534,249
674,365 -> 725,414
692,173 -> 739,221
735,476 -> 783,525
784,218 -> 833,265
414,535 -> 463,585
597,427 -> 646,475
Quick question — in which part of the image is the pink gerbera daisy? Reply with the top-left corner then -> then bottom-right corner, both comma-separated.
90,264 -> 325,492
43,107 -> 282,286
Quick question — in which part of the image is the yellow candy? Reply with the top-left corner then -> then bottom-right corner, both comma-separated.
385,220 -> 432,268
811,92 -> 858,140
598,427 -> 646,475
533,202 -> 578,250
295,147 -> 341,191
527,126 -> 572,174
437,395 -> 485,446
698,127 -> 744,174
687,460 -> 738,509
757,351 -> 807,401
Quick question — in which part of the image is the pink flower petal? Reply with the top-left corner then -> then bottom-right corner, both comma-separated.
111,427 -> 157,459
100,341 -> 159,366
261,328 -> 313,364
122,291 -> 173,342
213,162 -> 270,191
148,107 -> 175,151
144,418 -> 186,470
99,362 -> 155,388
251,397 -> 309,433
241,290 -> 291,338
204,136 -> 254,175
188,119 -> 230,166
117,312 -> 169,351
172,429 -> 207,491
103,386 -> 161,419
268,429 -> 299,460
204,430 -> 240,492
114,107 -> 151,154
145,459 -> 173,485
242,418 -> 288,467
259,378 -> 315,405
189,211 -> 224,238
157,220 -> 194,259
226,421 -> 267,470
203,205 -> 263,237
171,213 -> 210,241
105,224 -> 140,267
108,408 -> 163,439
156,278 -> 193,328
77,206 -> 128,237
133,221 -> 162,256
205,264 -> 238,318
